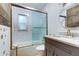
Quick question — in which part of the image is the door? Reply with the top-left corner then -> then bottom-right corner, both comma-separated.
31,11 -> 47,44
45,43 -> 55,56
55,47 -> 71,56
12,6 -> 32,46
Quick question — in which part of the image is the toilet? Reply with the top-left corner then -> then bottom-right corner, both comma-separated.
36,45 -> 44,50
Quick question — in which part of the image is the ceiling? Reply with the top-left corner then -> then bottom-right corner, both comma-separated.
16,3 -> 48,10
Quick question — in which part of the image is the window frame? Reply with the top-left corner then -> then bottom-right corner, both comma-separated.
18,14 -> 28,31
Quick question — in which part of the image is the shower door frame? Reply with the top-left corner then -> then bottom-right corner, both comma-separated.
11,3 -> 48,50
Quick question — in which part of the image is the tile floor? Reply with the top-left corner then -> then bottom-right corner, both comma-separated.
11,44 -> 44,56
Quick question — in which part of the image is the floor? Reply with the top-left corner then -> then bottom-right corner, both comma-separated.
11,44 -> 44,56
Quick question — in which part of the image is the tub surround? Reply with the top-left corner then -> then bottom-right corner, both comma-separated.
45,35 -> 79,56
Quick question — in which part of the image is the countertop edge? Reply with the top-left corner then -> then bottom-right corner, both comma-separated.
45,35 -> 79,48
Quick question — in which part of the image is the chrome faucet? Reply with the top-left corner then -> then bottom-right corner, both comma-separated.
67,29 -> 73,37
67,29 -> 70,36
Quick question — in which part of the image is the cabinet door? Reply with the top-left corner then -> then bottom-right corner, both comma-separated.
55,47 -> 71,56
45,43 -> 55,56
71,47 -> 79,56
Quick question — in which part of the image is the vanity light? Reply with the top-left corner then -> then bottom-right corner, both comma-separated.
59,15 -> 66,18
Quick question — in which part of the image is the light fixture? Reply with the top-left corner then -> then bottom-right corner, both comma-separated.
59,15 -> 66,18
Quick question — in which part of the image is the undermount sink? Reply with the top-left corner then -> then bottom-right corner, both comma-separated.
53,35 -> 79,41
53,35 -> 72,38
48,34 -> 79,41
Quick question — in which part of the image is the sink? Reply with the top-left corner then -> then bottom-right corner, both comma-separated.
53,35 -> 72,38
48,34 -> 79,41
54,35 -> 79,41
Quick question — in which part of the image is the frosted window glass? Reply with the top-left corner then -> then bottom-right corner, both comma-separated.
18,14 -> 27,30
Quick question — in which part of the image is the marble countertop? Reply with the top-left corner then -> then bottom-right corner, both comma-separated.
45,35 -> 79,48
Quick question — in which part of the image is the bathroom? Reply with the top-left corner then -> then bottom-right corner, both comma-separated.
1,3 -> 79,56
11,3 -> 47,56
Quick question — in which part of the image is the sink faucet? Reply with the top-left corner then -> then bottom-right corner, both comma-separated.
67,29 -> 73,37
67,29 -> 74,37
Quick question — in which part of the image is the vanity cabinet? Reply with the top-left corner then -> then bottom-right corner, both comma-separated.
45,43 -> 55,56
45,41 -> 71,56
45,37 -> 79,56
71,47 -> 79,56
0,25 -> 10,56
54,47 -> 71,56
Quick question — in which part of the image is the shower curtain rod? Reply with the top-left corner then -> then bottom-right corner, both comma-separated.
11,3 -> 47,14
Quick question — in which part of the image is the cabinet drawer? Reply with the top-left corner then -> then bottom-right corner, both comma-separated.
45,43 -> 55,56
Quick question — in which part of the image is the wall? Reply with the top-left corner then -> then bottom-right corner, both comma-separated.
44,3 -> 67,35
60,3 -> 79,34
0,3 -> 11,26
12,6 -> 32,46
44,3 -> 79,36
62,3 -> 79,34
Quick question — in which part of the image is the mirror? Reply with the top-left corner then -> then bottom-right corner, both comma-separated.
66,5 -> 79,27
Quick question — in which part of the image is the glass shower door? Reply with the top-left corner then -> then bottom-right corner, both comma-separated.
32,11 -> 47,44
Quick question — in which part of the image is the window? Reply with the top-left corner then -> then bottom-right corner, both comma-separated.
18,14 -> 27,31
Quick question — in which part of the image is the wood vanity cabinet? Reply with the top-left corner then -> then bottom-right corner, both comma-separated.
54,47 -> 71,56
45,43 -> 55,56
45,37 -> 79,56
